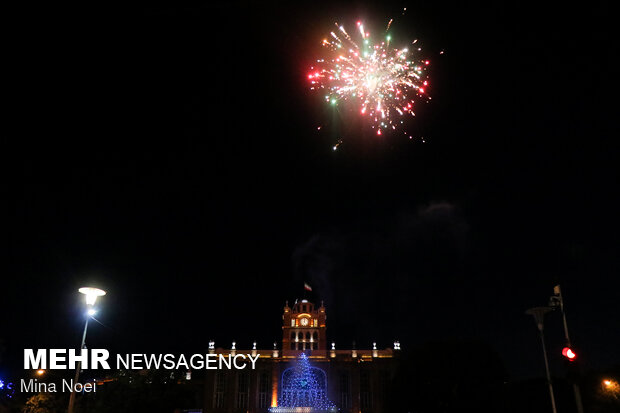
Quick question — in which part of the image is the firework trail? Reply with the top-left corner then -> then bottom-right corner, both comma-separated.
308,19 -> 430,137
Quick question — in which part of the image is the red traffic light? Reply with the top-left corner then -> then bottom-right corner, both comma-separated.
562,347 -> 577,361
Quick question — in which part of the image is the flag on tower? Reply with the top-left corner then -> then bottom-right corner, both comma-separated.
304,283 -> 312,292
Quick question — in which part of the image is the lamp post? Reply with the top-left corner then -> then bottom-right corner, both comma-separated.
67,287 -> 106,413
526,306 -> 558,413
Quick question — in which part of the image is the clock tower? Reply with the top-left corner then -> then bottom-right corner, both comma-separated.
282,299 -> 327,356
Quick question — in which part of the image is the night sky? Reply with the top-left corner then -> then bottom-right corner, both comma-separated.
3,1 -> 619,382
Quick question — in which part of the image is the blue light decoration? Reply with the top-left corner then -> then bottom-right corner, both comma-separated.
270,353 -> 337,413
0,378 -> 15,399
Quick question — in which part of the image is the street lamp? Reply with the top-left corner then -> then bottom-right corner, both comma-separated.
601,378 -> 620,401
526,306 -> 558,413
78,287 -> 106,306
603,378 -> 619,391
68,287 -> 106,413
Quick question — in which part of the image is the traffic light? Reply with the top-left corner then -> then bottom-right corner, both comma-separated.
562,346 -> 577,361
562,346 -> 581,382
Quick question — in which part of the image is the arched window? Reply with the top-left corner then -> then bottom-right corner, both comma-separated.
313,332 -> 318,341
306,332 -> 311,340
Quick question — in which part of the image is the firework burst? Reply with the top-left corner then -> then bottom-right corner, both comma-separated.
308,20 -> 430,137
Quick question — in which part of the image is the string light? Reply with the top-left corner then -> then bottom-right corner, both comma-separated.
270,353 -> 337,412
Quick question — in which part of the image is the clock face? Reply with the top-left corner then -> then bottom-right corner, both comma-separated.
300,318 -> 309,326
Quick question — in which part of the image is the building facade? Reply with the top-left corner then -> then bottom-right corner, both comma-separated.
203,299 -> 399,413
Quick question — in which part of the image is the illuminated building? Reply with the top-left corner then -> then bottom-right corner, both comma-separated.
203,299 -> 399,413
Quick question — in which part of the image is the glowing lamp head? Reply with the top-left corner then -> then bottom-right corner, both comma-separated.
87,308 -> 97,316
562,347 -> 577,361
78,287 -> 106,306
602,379 -> 619,391
36,370 -> 45,376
